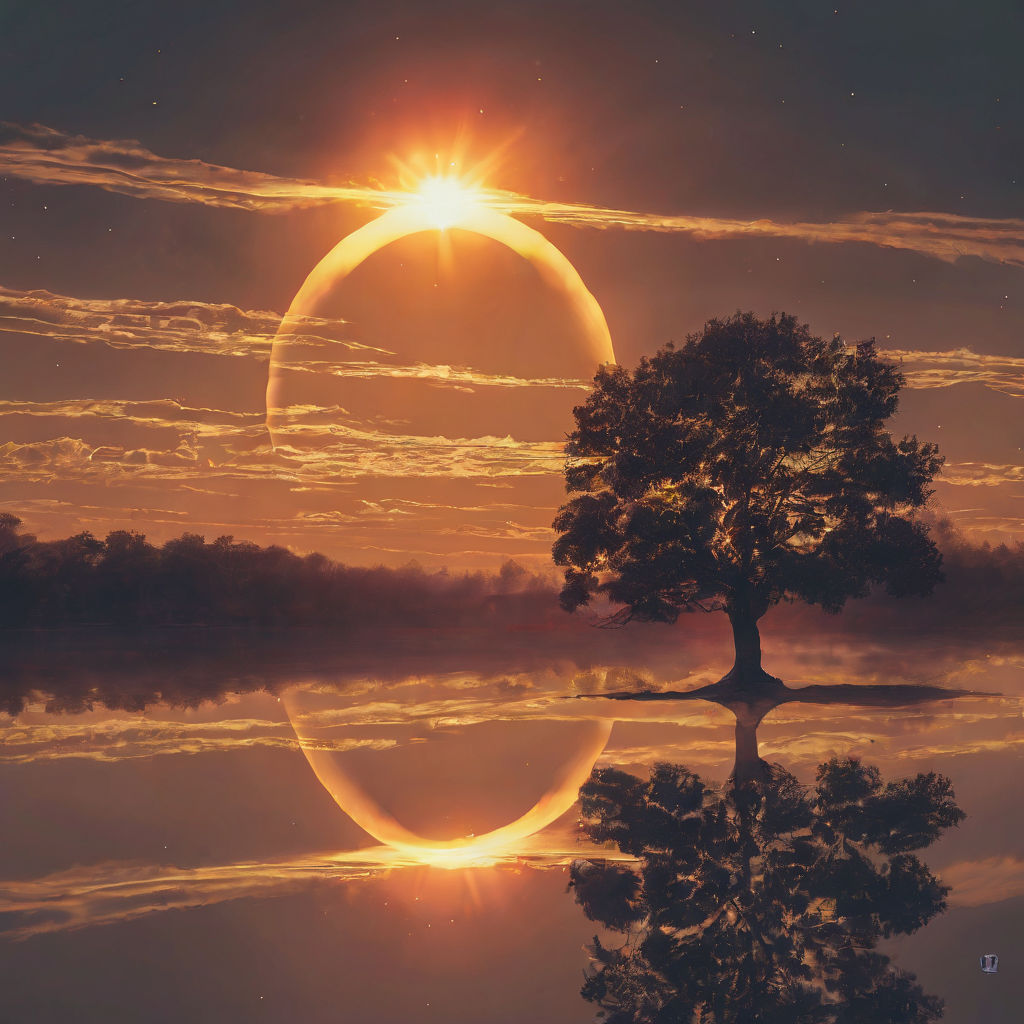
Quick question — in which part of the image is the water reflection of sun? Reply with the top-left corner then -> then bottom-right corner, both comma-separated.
283,685 -> 613,865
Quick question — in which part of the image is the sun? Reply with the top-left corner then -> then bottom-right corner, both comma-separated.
266,170 -> 615,446
412,174 -> 483,230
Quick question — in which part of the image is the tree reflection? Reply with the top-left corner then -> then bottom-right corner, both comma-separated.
594,679 -> 991,788
570,758 -> 964,1023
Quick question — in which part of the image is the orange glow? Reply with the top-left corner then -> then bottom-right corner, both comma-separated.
266,178 -> 615,442
283,688 -> 613,864
288,718 -> 612,864
413,175 -> 484,230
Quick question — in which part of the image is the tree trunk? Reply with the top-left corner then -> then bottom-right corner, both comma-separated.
734,718 -> 761,780
729,610 -> 762,675
711,597 -> 784,709
732,708 -> 769,787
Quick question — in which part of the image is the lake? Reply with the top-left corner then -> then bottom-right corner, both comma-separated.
0,618 -> 1020,1022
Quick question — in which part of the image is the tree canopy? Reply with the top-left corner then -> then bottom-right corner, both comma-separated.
569,757 -> 965,1023
553,313 -> 944,667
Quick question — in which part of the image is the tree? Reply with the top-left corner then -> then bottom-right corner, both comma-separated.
569,757 -> 964,1024
0,513 -> 37,626
95,530 -> 160,624
553,313 -> 944,693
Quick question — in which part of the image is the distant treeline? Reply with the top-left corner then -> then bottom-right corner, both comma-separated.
0,513 -> 548,628
1,512 -> 1023,633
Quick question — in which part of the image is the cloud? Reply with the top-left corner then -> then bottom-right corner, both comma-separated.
275,356 -> 589,392
7,284 -> 1019,565
0,122 -> 388,213
0,397 -> 265,433
937,462 -> 1024,487
0,285 -> 589,397
939,514 -> 1024,538
0,398 -> 1016,509
0,409 -> 568,489
504,202 -> 1024,268
0,838 -> 618,940
883,348 -> 1024,398
6,288 -> 1018,403
0,284 -> 385,358
0,715 -> 402,764
5,123 -> 1024,266
941,856 -> 1024,908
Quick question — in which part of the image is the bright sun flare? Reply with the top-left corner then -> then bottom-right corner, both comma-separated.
413,175 -> 483,229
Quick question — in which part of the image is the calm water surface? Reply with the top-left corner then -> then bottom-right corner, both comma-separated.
1,626 -> 1021,1023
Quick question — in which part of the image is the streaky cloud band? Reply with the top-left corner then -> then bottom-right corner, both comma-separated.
0,837 -> 621,941
4,286 -> 1022,398
4,122 -> 1024,266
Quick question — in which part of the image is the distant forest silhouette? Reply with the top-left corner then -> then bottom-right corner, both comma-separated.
0,512 -> 549,629
0,512 -> 1021,633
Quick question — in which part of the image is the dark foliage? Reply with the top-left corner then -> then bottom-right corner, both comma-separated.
569,757 -> 964,1023
0,512 -> 547,630
553,313 -> 944,645
0,511 -> 1019,715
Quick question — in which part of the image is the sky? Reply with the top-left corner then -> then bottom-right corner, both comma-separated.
1,0 -> 1023,567
2,2 -> 1024,1021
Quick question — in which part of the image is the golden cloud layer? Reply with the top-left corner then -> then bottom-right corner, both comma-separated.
0,714 -> 405,764
5,123 -> 1024,266
0,287 -> 587,392
941,855 -> 1024,907
0,792 -> 1016,940
0,403 -> 569,488
886,347 -> 1024,398
0,122 -> 389,213
937,462 -> 1024,487
0,837 -> 621,940
6,288 -> 1021,404
0,284 -> 385,358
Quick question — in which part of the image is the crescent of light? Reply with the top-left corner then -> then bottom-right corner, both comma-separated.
285,693 -> 613,865
266,202 -> 616,442
272,200 -> 616,862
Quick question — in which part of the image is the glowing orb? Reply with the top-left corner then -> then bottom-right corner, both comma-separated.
266,179 -> 615,444
268,183 -> 616,861
413,175 -> 483,230
285,684 -> 612,864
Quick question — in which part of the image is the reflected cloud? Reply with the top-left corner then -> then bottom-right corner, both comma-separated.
0,541 -> 1021,718
0,742 -> 1010,1022
941,856 -> 1024,907
938,462 -> 1024,487
0,714 -> 402,764
0,837 -> 617,941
